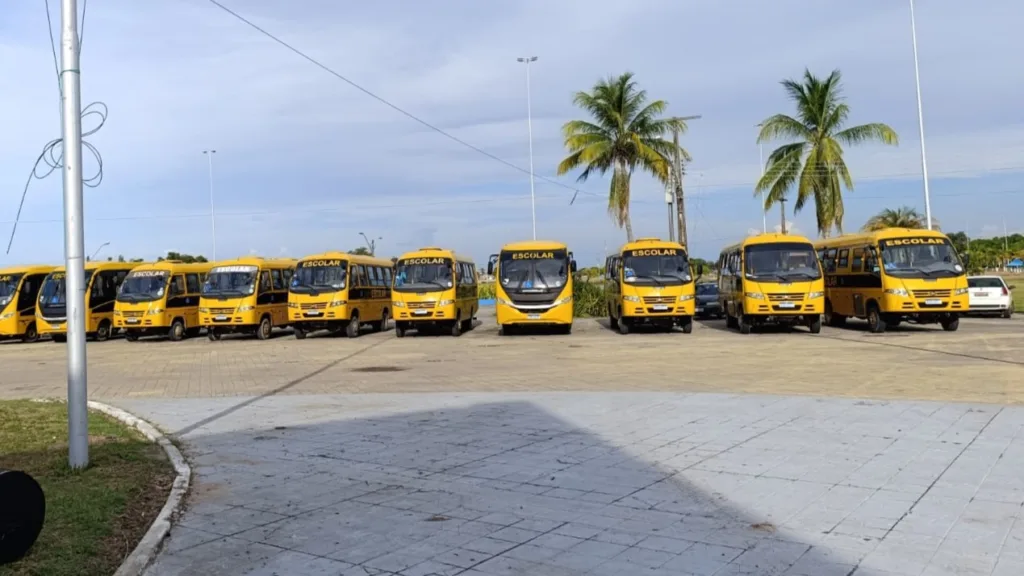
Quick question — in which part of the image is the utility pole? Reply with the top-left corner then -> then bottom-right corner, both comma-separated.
359,232 -> 381,256
517,56 -> 538,240
756,123 -> 767,234
909,0 -> 932,230
203,150 -> 217,260
664,178 -> 675,242
779,197 -> 788,234
60,0 -> 89,469
671,115 -> 702,247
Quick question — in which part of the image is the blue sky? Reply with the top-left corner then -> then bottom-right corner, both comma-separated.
2,0 -> 1023,267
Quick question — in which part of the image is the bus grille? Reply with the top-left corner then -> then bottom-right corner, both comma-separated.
408,301 -> 436,309
300,302 -> 327,310
768,293 -> 802,301
913,290 -> 951,299
210,307 -> 234,315
121,311 -> 143,318
642,296 -> 674,305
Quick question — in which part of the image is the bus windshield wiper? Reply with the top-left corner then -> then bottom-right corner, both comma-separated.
780,271 -> 819,280
632,275 -> 664,285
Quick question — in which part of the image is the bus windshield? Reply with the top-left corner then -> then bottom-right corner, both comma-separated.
0,274 -> 23,306
622,249 -> 691,286
291,263 -> 346,294
499,250 -> 568,291
39,271 -> 95,307
394,258 -> 452,292
203,266 -> 257,297
744,242 -> 821,282
117,271 -> 169,302
879,237 -> 963,278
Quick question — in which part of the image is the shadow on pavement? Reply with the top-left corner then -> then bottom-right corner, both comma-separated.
139,398 -> 895,576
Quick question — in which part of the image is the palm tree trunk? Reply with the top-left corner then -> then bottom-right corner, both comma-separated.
624,216 -> 634,243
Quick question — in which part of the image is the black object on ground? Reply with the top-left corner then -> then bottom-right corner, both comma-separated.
0,469 -> 46,565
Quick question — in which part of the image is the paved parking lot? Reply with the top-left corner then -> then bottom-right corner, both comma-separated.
2,310 -> 1022,405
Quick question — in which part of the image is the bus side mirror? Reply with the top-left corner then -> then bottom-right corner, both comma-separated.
486,262 -> 494,276
696,263 -> 704,277
570,260 -> 577,274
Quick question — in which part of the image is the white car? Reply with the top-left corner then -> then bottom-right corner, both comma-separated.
967,275 -> 1015,318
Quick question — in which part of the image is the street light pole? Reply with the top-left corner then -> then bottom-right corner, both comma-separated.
671,115 -> 702,248
909,0 -> 933,230
359,232 -> 381,256
779,197 -> 788,234
756,123 -> 767,234
517,56 -> 538,240
90,242 -> 110,261
664,179 -> 675,242
203,150 -> 217,260
60,0 -> 89,470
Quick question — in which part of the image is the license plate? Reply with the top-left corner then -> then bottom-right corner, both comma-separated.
413,310 -> 429,315
214,315 -> 227,321
696,306 -> 704,312
125,318 -> 139,324
778,302 -> 796,309
304,311 -> 322,316
976,292 -> 988,297
652,305 -> 669,311
527,313 -> 541,320
925,299 -> 941,306
50,323 -> 60,329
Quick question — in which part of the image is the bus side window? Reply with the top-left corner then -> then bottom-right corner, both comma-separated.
837,249 -> 850,269
170,275 -> 186,296
383,267 -> 392,286
186,273 -> 200,294
259,270 -> 272,293
354,265 -> 367,287
281,269 -> 292,286
824,248 -> 837,273
851,249 -> 864,272
865,247 -> 879,273
271,269 -> 284,291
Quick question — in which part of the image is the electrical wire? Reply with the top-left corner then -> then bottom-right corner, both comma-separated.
6,0 -> 107,255
202,0 -> 598,204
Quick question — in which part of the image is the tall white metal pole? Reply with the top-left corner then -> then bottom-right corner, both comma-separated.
204,150 -> 217,260
909,0 -> 932,230
518,56 -> 538,240
758,140 -> 767,233
60,0 -> 89,469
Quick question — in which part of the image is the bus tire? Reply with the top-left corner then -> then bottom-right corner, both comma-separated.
374,309 -> 389,332
256,316 -> 273,340
680,318 -> 693,334
293,326 -> 307,340
21,323 -> 39,344
617,318 -> 629,335
124,331 -> 139,342
559,323 -> 572,335
738,312 -> 752,335
451,314 -> 463,337
825,300 -> 846,328
95,320 -> 111,342
498,324 -> 510,336
52,334 -> 67,343
168,318 -> 186,342
207,330 -> 221,341
395,323 -> 406,338
461,315 -> 473,332
345,313 -> 360,338
941,315 -> 960,332
808,315 -> 822,334
608,305 -> 619,330
866,304 -> 886,334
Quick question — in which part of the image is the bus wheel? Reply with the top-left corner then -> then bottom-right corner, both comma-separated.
461,315 -> 473,332
52,334 -> 67,343
345,314 -> 360,338
680,318 -> 693,334
21,323 -> 39,344
617,318 -> 629,335
941,315 -> 960,332
95,321 -> 111,342
808,315 -> 822,334
207,330 -> 221,341
375,309 -> 390,332
608,305 -> 619,331
866,305 -> 886,334
498,324 -> 511,336
124,331 -> 139,342
738,313 -> 752,335
726,311 -> 738,329
395,323 -> 406,338
451,315 -> 463,337
168,319 -> 186,342
293,327 -> 307,340
825,301 -> 847,327
256,316 -> 273,340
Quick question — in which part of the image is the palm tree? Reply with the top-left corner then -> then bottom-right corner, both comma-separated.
557,72 -> 688,242
862,206 -> 937,231
756,68 -> 899,237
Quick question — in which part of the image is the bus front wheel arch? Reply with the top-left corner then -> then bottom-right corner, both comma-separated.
866,302 -> 886,334
256,315 -> 273,340
94,320 -> 112,342
168,317 -> 186,341
21,322 -> 39,343
345,312 -> 360,338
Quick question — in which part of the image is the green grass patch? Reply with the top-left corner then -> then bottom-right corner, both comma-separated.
0,401 -> 174,576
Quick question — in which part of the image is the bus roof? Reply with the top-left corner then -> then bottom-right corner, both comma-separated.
499,240 -> 568,252
396,247 -> 473,263
0,264 -> 57,275
296,252 -> 393,267
47,261 -> 147,274
720,233 -> 815,254
212,256 -> 296,269
812,228 -> 950,249
128,261 -> 216,274
616,237 -> 686,254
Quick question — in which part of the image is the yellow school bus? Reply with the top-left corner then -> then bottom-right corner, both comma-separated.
287,252 -> 393,338
717,234 -> 825,334
115,260 -> 215,341
604,238 -> 700,334
486,241 -> 576,335
0,265 -> 55,343
391,247 -> 477,337
36,261 -> 140,342
814,228 -> 968,333
199,257 -> 295,340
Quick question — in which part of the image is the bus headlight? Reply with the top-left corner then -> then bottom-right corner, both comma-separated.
287,302 -> 299,308
146,308 -> 164,315
744,292 -> 764,300
496,297 -> 512,306
623,295 -> 641,303
807,291 -> 824,299
678,294 -> 694,302
554,296 -> 573,306
439,299 -> 455,306
954,287 -> 969,295
884,288 -> 908,297
238,305 -> 255,312
329,299 -> 347,307
199,307 -> 209,313
0,312 -> 14,320
392,301 -> 404,307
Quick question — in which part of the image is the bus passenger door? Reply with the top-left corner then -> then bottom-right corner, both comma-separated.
17,274 -> 46,332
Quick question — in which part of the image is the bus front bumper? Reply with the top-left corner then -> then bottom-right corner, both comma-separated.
495,299 -> 572,325
200,310 -> 260,329
393,302 -> 456,323
743,295 -> 824,316
620,296 -> 695,318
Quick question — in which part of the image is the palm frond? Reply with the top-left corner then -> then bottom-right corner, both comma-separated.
834,123 -> 899,146
756,115 -> 812,143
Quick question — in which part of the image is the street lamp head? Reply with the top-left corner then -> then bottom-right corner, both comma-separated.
517,56 -> 538,63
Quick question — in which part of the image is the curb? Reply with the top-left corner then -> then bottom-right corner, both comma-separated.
87,401 -> 191,576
